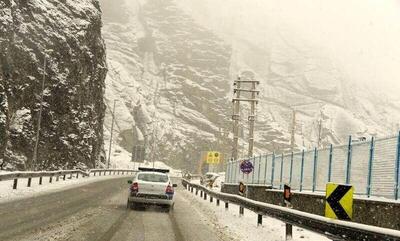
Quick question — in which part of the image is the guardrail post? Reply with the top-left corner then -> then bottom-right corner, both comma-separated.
13,179 -> 18,189
300,150 -> 305,192
70,173 -> 73,179
289,152 -> 294,185
191,187 -> 193,193
346,135 -> 352,184
63,174 -> 66,180
271,152 -> 275,188
104,171 -> 106,176
285,223 -> 293,240
257,214 -> 262,226
49,176 -> 53,183
210,196 -> 213,203
56,175 -> 59,181
257,155 -> 262,184
239,206 -> 244,216
39,176 -> 42,185
225,202 -> 229,209
99,171 -> 101,176
216,199 -> 220,206
367,137 -> 375,197
328,144 -> 333,182
204,192 -> 207,200
279,154 -> 284,189
195,189 -> 198,195
27,177 -> 32,187
312,148 -> 318,192
76,173 -> 79,179
200,190 -> 203,197
395,132 -> 400,200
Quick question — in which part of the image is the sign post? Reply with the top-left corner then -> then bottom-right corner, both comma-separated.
283,184 -> 292,240
325,183 -> 354,220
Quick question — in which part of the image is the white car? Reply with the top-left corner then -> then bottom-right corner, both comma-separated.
127,168 -> 177,211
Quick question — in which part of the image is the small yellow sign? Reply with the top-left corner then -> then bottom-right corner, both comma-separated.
325,183 -> 354,220
206,151 -> 220,164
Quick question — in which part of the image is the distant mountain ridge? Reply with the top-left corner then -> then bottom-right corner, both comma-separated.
100,0 -> 400,171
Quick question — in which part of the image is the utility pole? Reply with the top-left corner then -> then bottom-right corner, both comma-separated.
107,100 -> 117,169
248,81 -> 257,157
231,74 -> 260,159
32,51 -> 49,171
317,113 -> 323,148
231,76 -> 241,160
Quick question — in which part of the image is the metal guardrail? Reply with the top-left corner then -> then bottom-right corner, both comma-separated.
182,179 -> 400,241
0,169 -> 137,190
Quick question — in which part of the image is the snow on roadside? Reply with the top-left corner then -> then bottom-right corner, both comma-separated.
0,175 -> 129,204
106,143 -> 182,177
181,187 -> 329,241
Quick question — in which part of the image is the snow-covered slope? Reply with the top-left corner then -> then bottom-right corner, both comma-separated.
100,0 -> 400,172
175,0 -> 400,151
100,0 -> 233,170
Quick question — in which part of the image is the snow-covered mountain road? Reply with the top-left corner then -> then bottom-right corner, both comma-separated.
0,177 -> 231,241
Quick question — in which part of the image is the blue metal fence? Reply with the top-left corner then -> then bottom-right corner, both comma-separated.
225,133 -> 400,200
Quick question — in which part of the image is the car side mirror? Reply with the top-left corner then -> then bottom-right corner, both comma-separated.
127,180 -> 132,184
173,184 -> 178,188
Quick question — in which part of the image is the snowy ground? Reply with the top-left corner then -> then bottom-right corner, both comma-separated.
181,187 -> 330,241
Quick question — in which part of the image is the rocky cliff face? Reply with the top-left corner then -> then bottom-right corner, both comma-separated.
0,0 -> 107,170
100,0 -> 233,170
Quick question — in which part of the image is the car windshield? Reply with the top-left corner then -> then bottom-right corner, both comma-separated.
137,173 -> 168,183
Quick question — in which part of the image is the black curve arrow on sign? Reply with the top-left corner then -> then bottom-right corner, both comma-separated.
327,185 -> 352,220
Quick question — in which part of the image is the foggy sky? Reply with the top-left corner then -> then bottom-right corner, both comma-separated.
178,0 -> 400,98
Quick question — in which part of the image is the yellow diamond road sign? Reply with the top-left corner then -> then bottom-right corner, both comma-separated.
325,183 -> 354,220
206,151 -> 220,164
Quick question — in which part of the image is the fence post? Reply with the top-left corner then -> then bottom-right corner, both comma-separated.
289,152 -> 294,185
251,157 -> 255,184
226,161 -> 230,183
271,153 -> 275,188
279,154 -> 284,189
225,202 -> 229,209
300,150 -> 305,192
312,147 -> 318,192
395,132 -> 400,200
39,176 -> 42,185
257,155 -> 262,184
328,144 -> 333,183
346,135 -> 352,184
367,137 -> 375,197
27,177 -> 32,187
264,155 -> 268,185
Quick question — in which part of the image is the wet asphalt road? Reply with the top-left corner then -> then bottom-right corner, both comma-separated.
0,177 -> 227,241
